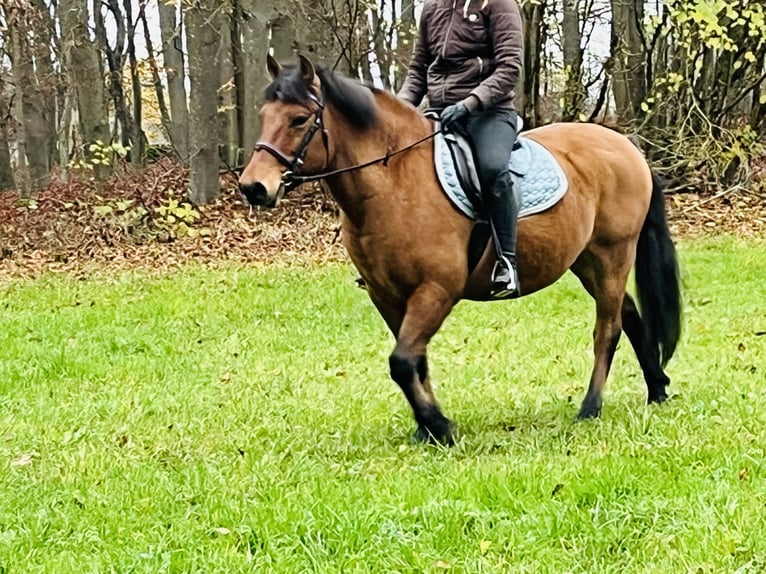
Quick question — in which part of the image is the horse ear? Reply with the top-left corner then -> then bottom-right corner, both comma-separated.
298,54 -> 316,85
267,53 -> 282,80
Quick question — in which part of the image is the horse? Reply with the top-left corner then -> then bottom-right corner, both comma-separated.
238,54 -> 682,444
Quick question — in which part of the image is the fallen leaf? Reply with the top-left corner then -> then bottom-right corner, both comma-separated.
11,453 -> 38,467
739,468 -> 749,481
479,540 -> 492,555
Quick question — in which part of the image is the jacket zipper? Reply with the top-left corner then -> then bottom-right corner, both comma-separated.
441,0 -> 458,105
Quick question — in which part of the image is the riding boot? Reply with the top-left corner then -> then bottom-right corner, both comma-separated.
486,170 -> 521,299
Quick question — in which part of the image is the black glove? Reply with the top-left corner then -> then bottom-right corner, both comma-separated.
440,102 -> 470,130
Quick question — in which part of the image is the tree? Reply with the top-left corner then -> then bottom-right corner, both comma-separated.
4,1 -> 53,191
94,0 -> 133,154
610,0 -> 646,122
158,0 -> 190,162
219,1 -> 240,168
519,0 -> 548,126
236,0 -> 271,152
60,0 -> 110,176
0,90 -> 14,191
561,0 -> 585,120
185,0 -> 224,203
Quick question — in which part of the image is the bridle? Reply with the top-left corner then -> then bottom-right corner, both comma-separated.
252,89 -> 440,194
253,91 -> 329,192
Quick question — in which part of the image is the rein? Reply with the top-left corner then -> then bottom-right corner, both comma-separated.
252,90 -> 440,192
284,130 -> 439,187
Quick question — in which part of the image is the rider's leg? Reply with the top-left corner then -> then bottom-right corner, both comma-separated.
466,108 -> 521,297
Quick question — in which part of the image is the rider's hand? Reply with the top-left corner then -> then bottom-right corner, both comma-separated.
440,102 -> 470,130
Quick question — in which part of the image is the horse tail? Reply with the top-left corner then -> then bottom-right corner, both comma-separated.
634,172 -> 682,366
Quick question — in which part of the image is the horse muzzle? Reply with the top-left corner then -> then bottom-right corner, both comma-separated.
238,180 -> 285,208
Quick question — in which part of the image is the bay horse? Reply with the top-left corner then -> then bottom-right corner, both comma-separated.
239,55 -> 682,444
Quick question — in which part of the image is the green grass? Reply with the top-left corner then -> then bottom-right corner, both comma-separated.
1,236 -> 765,573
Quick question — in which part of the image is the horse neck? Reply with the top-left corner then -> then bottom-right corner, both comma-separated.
324,93 -> 433,225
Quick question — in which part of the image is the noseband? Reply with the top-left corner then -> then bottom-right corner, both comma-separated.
253,92 -> 329,192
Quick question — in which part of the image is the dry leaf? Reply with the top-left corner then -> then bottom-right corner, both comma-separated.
10,452 -> 38,467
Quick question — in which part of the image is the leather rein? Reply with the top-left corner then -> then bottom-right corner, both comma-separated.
253,91 -> 440,192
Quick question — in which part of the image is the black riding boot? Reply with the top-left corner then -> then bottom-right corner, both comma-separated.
487,170 -> 521,299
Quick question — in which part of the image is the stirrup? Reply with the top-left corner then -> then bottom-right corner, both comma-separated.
490,256 -> 520,299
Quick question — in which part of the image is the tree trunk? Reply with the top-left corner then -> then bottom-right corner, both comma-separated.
139,5 -> 173,154
371,2 -> 390,88
0,93 -> 14,190
9,32 -> 32,198
394,0 -> 418,90
219,1 -> 239,168
124,0 -> 146,164
94,0 -> 132,152
561,0 -> 585,121
238,0 -> 272,152
297,0 -> 348,72
60,0 -> 110,177
158,0 -> 190,162
610,0 -> 646,122
519,0 -> 547,127
185,0 -> 223,204
7,5 -> 52,190
31,0 -> 59,170
270,10 -> 297,61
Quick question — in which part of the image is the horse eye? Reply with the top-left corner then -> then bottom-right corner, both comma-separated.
290,115 -> 310,128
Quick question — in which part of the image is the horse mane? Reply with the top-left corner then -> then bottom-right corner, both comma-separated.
264,65 -> 379,131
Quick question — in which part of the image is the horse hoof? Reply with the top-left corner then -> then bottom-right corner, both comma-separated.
648,391 -> 669,405
576,405 -> 602,420
413,420 -> 455,446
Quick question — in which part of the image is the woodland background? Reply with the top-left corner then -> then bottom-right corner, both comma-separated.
0,0 -> 765,272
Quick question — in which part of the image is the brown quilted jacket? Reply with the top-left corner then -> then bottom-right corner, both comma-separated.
397,0 -> 524,112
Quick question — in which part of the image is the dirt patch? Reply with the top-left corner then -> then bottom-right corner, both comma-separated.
1,158 -> 764,279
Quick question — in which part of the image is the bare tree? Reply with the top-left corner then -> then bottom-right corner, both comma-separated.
0,89 -> 14,191
123,0 -> 147,163
237,0 -> 271,153
219,1 -> 239,168
5,1 -> 53,191
60,0 -> 110,176
561,0 -> 585,120
94,0 -> 132,152
139,1 -> 173,156
30,0 -> 59,169
519,0 -> 548,126
158,0 -> 190,162
610,0 -> 646,122
185,0 -> 224,203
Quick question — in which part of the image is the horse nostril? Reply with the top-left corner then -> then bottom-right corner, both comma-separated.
239,181 -> 269,206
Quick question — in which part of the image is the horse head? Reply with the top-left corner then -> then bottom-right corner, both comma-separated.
239,54 -> 330,208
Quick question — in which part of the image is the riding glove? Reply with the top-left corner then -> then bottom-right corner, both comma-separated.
440,102 -> 470,130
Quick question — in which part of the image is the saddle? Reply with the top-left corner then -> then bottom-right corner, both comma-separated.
427,115 -> 569,274
431,117 -> 568,221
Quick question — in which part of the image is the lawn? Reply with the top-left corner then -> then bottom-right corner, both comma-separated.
1,237 -> 765,573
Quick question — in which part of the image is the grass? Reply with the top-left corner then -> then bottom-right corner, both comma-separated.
0,236 -> 765,573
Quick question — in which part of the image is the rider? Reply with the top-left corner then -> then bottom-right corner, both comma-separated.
398,0 -> 524,298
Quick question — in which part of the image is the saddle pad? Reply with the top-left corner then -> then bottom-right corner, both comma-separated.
434,134 -> 568,220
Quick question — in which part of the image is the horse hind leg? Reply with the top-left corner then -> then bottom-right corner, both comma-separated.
375,284 -> 456,444
571,248 -> 633,419
621,294 -> 670,404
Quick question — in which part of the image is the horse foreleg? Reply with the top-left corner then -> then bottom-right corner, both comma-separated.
621,294 -> 670,404
386,284 -> 456,444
